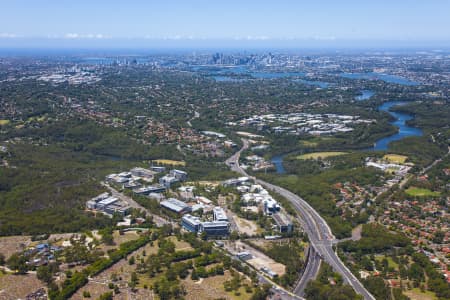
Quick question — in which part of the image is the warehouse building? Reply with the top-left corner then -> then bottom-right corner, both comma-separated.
160,198 -> 191,214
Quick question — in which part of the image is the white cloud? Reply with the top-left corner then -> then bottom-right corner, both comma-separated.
312,35 -> 336,41
233,35 -> 271,41
64,33 -> 110,39
0,33 -> 20,38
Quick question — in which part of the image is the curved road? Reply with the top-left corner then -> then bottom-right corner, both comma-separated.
226,139 -> 375,300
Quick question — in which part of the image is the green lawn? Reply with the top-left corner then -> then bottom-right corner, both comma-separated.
374,255 -> 398,270
405,187 -> 441,197
383,154 -> 408,164
404,288 -> 438,300
297,152 -> 347,160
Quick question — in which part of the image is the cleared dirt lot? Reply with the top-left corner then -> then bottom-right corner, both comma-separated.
224,240 -> 286,276
232,215 -> 260,236
182,270 -> 253,300
0,236 -> 31,259
0,233 -> 78,260
0,273 -> 44,300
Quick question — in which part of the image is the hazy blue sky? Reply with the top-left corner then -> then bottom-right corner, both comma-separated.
1,0 -> 449,48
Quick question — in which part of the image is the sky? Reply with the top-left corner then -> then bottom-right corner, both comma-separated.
1,0 -> 449,49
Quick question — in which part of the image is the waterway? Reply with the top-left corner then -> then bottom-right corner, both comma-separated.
355,90 -> 375,101
369,101 -> 423,151
270,100 -> 423,173
271,154 -> 286,174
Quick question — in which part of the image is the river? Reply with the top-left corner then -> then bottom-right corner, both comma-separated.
355,90 -> 375,101
271,100 -> 423,173
369,101 -> 423,151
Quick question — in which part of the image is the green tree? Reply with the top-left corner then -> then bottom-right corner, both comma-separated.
6,253 -> 27,274
37,265 -> 53,284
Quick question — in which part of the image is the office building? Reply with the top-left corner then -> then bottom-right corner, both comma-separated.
170,169 -> 188,181
181,214 -> 202,232
213,206 -> 228,222
199,221 -> 230,236
272,212 -> 293,233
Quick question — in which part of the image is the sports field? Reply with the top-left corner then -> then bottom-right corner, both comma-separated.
405,187 -> 440,197
383,154 -> 408,164
152,159 -> 186,166
297,151 -> 347,160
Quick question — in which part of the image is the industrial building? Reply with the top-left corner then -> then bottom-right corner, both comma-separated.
150,166 -> 166,173
181,214 -> 202,232
199,221 -> 230,236
159,175 -> 179,187
133,184 -> 166,195
222,177 -> 250,187
260,266 -> 278,278
170,169 -> 188,181
130,167 -> 155,181
236,251 -> 253,260
124,181 -> 141,189
213,206 -> 229,222
160,198 -> 191,214
86,193 -> 131,217
272,212 -> 293,234
264,198 -> 281,215
103,202 -> 131,216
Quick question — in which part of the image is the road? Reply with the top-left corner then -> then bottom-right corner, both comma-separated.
293,247 -> 321,296
226,139 -> 375,300
420,146 -> 450,175
218,241 -> 304,300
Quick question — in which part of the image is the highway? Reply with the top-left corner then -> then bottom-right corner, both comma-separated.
293,247 -> 321,296
225,139 -> 376,300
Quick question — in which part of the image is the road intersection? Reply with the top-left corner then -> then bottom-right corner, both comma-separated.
226,139 -> 375,300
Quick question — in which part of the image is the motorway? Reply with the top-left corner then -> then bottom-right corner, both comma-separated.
293,246 -> 321,296
225,139 -> 375,300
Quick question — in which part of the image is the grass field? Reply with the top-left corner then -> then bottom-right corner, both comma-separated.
0,120 -> 10,126
182,270 -> 255,300
405,187 -> 441,197
152,159 -> 186,166
404,288 -> 438,300
168,236 -> 194,251
297,151 -> 347,160
383,154 -> 408,164
299,140 -> 318,147
374,255 -> 398,270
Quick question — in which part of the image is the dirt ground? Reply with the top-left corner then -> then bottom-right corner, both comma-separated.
182,270 -> 253,300
232,215 -> 260,236
168,236 -> 193,251
70,280 -> 154,300
71,240 -> 158,300
224,240 -> 286,276
351,225 -> 363,241
96,231 -> 141,253
247,257 -> 285,275
0,236 -> 31,259
0,273 -> 44,300
0,233 -> 81,260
